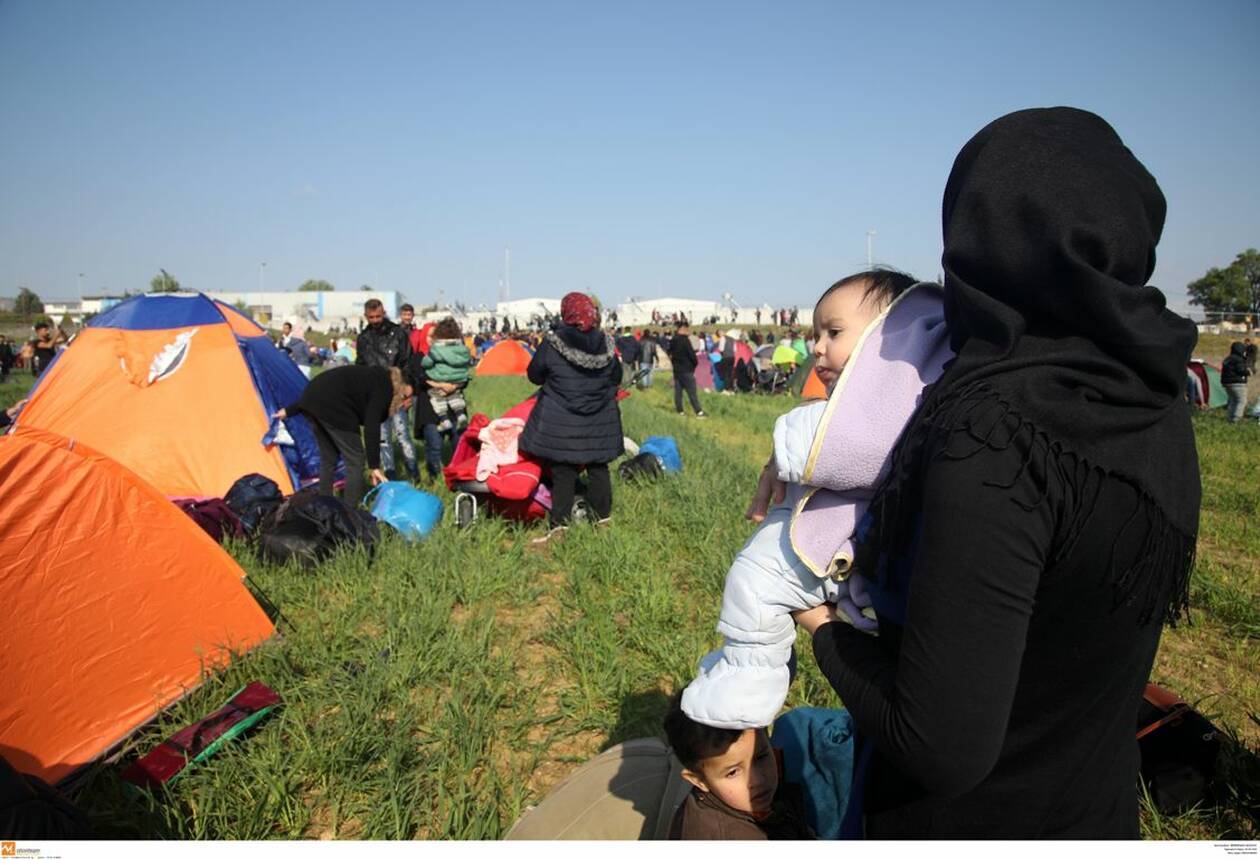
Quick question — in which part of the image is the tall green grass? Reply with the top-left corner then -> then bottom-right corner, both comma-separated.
0,372 -> 1254,839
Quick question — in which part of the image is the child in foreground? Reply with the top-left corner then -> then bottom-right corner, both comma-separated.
664,694 -> 813,840
681,270 -> 953,731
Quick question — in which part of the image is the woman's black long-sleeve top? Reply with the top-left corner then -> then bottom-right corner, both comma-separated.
812,432 -> 1172,838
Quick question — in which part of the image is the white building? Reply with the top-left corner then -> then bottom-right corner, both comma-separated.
413,294 -> 812,332
612,298 -> 806,328
420,297 -> 563,331
203,290 -> 402,332
38,294 -> 128,324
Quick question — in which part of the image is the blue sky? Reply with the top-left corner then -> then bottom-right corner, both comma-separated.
1,0 -> 1256,314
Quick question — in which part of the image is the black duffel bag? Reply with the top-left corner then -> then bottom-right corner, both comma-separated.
257,490 -> 380,568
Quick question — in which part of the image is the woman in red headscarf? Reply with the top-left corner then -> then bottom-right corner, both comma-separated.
519,292 -> 624,542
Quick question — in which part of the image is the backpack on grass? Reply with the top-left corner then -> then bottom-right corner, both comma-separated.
224,473 -> 284,534
1136,683 -> 1221,815
175,498 -> 245,543
618,452 -> 665,482
257,490 -> 380,568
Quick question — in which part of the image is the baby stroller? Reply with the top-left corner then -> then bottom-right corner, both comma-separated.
443,394 -> 591,528
751,344 -> 790,395
755,365 -> 791,395
445,383 -> 639,527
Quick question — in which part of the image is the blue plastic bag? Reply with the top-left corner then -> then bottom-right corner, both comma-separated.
363,481 -> 443,542
639,436 -> 682,472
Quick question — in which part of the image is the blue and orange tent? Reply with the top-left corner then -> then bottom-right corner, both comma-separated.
17,293 -> 320,498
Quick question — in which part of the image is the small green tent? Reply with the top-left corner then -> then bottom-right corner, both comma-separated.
1188,360 -> 1228,409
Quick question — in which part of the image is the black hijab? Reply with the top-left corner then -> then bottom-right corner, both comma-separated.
863,107 -> 1200,624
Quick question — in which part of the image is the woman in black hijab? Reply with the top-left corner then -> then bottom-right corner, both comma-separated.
794,108 -> 1200,837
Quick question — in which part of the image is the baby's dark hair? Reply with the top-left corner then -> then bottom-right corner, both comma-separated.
433,317 -> 462,339
663,692 -> 742,771
816,268 -> 917,316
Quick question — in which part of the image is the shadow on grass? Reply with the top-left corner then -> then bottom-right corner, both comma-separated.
602,688 -> 671,752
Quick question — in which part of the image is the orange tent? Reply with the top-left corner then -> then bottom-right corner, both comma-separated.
0,427 -> 275,784
800,368 -> 827,399
475,339 -> 533,377
16,293 -> 320,498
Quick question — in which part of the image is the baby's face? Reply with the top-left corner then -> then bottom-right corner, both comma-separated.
692,728 -> 779,816
812,282 -> 887,391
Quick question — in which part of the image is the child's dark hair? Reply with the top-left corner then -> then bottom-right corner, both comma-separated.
433,317 -> 462,339
663,692 -> 742,771
816,268 -> 917,315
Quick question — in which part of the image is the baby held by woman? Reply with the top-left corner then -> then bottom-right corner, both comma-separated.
674,271 -> 952,812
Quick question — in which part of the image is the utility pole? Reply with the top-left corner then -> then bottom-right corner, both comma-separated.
866,230 -> 876,267
504,248 -> 511,302
260,261 -> 266,292
77,272 -> 83,300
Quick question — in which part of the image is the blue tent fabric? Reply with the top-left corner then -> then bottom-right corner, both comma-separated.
88,293 -> 229,330
236,334 -> 321,486
771,707 -> 857,839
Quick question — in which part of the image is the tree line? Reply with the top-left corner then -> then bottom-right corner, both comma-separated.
1188,249 -> 1259,319
8,273 -> 379,315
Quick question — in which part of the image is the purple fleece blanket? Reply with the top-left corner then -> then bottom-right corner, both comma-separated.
789,285 -> 953,579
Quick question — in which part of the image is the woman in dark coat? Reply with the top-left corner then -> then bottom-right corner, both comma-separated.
787,108 -> 1201,837
277,364 -> 413,508
520,292 -> 624,539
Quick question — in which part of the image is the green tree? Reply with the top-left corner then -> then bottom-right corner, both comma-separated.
150,270 -> 180,292
298,279 -> 335,292
1188,249 -> 1260,319
1233,248 -> 1260,318
360,284 -> 373,292
14,287 -> 43,315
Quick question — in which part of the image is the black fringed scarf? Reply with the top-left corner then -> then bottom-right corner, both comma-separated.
861,107 -> 1200,625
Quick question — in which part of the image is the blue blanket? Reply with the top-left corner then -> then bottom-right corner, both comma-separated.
771,707 -> 857,839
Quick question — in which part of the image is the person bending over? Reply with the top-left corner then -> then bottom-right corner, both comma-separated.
275,364 -> 413,508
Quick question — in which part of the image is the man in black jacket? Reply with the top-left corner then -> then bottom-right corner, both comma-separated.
0,335 -> 14,383
356,299 -> 419,479
668,322 -> 706,418
615,327 -> 641,383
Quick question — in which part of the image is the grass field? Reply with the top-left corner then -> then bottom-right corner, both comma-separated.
1,370 -> 1255,840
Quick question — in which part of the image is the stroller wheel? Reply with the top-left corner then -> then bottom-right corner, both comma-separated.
455,493 -> 477,528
